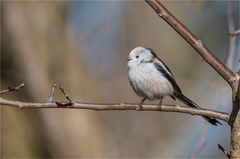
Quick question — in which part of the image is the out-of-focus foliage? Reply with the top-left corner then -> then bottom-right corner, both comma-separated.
1,1 -> 239,158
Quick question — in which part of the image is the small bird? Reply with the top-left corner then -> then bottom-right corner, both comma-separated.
127,46 -> 221,126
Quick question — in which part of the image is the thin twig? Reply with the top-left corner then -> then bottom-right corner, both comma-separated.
218,144 -> 231,159
0,97 -> 229,122
59,86 -> 73,103
0,83 -> 25,94
48,83 -> 57,102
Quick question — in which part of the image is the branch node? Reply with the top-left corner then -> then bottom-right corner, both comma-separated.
195,40 -> 203,48
158,12 -> 166,17
56,102 -> 74,108
175,105 -> 180,108
19,103 -> 23,109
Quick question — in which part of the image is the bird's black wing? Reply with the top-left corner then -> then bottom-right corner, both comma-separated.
146,48 -> 174,76
153,57 -> 182,95
146,48 -> 181,94
150,51 -> 221,126
154,58 -> 221,125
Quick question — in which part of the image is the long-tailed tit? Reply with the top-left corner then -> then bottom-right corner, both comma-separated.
127,46 -> 221,126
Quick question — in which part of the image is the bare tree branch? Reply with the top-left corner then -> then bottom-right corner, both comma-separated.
0,84 -> 228,122
145,0 -> 238,90
1,2 -> 238,157
0,83 -> 25,94
145,1 -> 240,158
0,97 -> 229,122
229,79 -> 240,158
225,1 -> 240,157
192,2 -> 237,156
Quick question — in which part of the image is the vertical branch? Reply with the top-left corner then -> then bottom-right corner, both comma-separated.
230,78 -> 240,158
226,0 -> 236,69
227,4 -> 240,157
193,2 -> 238,156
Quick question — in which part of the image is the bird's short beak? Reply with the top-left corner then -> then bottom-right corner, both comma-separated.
127,57 -> 131,61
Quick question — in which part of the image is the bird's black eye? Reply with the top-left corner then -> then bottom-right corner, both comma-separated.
136,55 -> 139,58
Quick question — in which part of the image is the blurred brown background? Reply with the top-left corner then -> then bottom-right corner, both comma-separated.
1,1 -> 239,158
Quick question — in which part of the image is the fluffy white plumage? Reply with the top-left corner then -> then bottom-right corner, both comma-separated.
127,46 -> 221,126
128,47 -> 174,100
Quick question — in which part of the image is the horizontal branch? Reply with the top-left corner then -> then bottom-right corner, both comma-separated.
0,97 -> 229,122
145,0 -> 237,89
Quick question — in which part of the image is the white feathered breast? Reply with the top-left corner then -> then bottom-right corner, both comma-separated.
128,62 -> 174,100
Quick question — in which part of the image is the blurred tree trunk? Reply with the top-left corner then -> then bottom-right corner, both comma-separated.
1,1 -> 109,157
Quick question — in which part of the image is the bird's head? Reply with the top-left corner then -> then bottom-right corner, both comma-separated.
128,47 -> 156,67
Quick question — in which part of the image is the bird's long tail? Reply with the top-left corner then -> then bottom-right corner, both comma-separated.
176,94 -> 222,126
